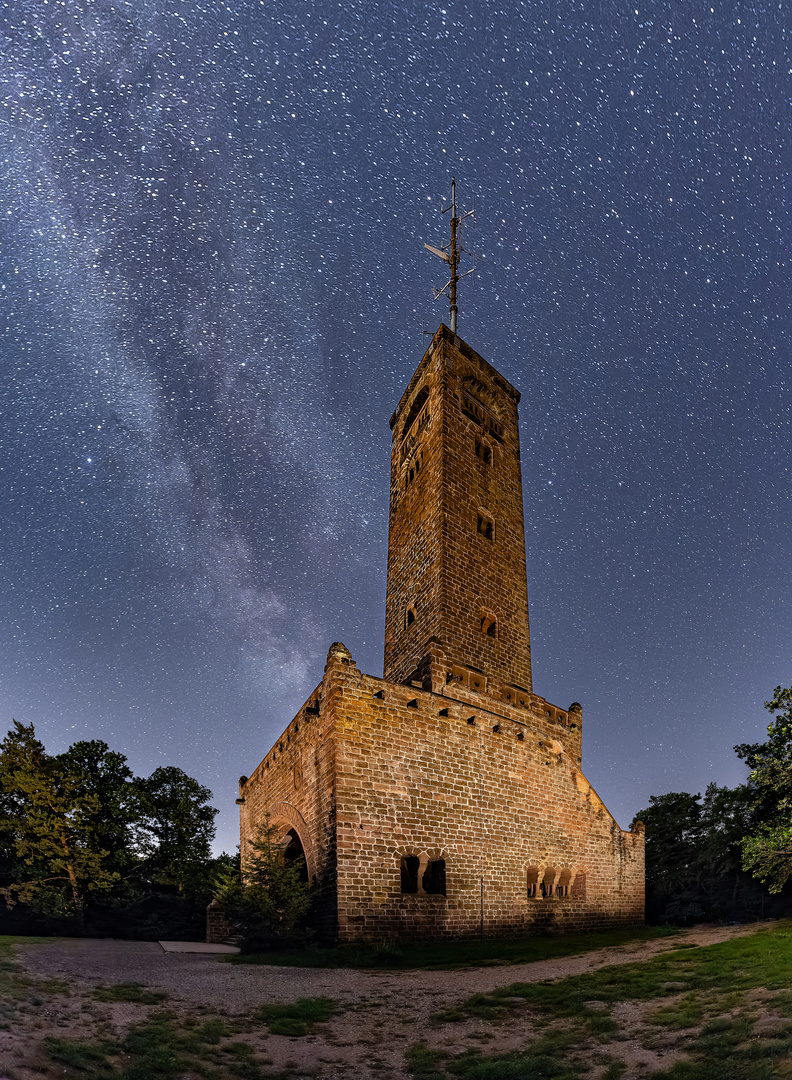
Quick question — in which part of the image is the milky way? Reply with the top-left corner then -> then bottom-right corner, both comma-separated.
1,0 -> 789,850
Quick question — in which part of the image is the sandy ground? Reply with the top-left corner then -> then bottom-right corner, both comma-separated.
3,923 -> 765,1079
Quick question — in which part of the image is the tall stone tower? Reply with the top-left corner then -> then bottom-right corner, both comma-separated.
235,317 -> 645,945
384,324 -> 533,701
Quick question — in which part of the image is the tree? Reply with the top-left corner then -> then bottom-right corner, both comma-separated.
633,784 -> 764,923
133,766 -> 218,893
632,791 -> 704,922
57,739 -> 137,878
215,819 -> 313,950
736,685 -> 792,893
0,723 -> 122,923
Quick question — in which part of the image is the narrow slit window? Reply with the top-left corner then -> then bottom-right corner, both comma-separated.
405,604 -> 417,627
481,614 -> 497,638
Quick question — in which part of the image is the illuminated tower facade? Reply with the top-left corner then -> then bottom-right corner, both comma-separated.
384,324 -> 533,704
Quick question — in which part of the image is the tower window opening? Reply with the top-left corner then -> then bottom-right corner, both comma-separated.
481,614 -> 498,638
423,858 -> 446,896
477,514 -> 494,541
400,855 -> 420,894
475,440 -> 492,464
402,387 -> 429,439
488,418 -> 504,442
405,604 -> 417,627
462,395 -> 485,425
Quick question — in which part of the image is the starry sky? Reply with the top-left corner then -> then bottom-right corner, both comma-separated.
1,0 -> 789,854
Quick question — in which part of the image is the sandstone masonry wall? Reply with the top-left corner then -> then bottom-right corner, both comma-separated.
331,663 -> 643,942
384,326 -> 533,695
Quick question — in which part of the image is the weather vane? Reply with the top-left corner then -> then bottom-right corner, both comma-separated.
424,177 -> 475,335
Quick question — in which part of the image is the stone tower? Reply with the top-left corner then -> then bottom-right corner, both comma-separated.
233,323 -> 645,945
384,324 -> 533,700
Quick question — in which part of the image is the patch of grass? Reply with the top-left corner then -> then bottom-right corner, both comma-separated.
650,994 -> 704,1029
93,982 -> 168,1004
407,1045 -> 579,1080
406,1043 -> 448,1079
44,1036 -> 114,1074
431,923 -> 792,1080
437,921 -> 792,1026
42,1011 -> 275,1079
256,996 -> 337,1037
0,934 -> 69,1026
231,925 -> 678,971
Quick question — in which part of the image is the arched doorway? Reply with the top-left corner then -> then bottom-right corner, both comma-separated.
282,828 -> 309,883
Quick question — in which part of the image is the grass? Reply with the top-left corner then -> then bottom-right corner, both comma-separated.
416,921 -> 792,1080
0,934 -> 69,1027
435,920 -> 792,1024
41,996 -> 339,1077
256,996 -> 337,1036
407,1043 -> 579,1080
44,1010 -> 282,1079
230,924 -> 678,970
93,981 -> 169,1004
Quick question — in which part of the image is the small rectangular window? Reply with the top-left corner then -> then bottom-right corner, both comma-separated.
423,859 -> 446,896
477,515 -> 494,541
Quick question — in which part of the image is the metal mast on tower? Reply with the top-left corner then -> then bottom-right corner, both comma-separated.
423,178 -> 475,334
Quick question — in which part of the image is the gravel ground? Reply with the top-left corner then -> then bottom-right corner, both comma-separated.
16,923 -> 756,1012
7,923 -> 761,1080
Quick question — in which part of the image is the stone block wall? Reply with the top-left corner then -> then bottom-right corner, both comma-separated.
331,663 -> 644,942
384,325 -> 533,694
237,651 -> 342,933
241,645 -> 643,942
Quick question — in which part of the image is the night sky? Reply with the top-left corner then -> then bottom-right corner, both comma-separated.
2,0 -> 789,854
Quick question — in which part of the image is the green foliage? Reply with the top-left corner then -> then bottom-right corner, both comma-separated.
0,722 -> 123,920
216,818 -> 314,950
736,685 -> 792,892
133,766 -> 218,893
632,783 -> 770,923
256,996 -> 336,1035
0,721 -> 220,935
93,982 -> 168,1004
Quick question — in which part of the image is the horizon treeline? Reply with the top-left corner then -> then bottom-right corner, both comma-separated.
633,685 -> 792,924
0,720 -> 235,939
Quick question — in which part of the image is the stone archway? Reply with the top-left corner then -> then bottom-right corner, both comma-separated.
267,802 -> 318,882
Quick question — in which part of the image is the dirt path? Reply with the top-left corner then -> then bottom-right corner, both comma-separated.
6,924 -> 763,1079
